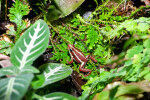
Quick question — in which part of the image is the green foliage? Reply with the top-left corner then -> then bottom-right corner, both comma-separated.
120,39 -> 150,81
80,36 -> 150,98
80,68 -> 124,99
81,38 -> 150,99
53,0 -> 85,18
38,0 -> 150,99
0,0 -> 30,55
95,80 -> 150,100
86,25 -> 99,49
102,17 -> 150,40
0,40 -> 14,55
0,74 -> 33,100
0,20 -> 74,100
9,0 -> 30,40
50,13 -> 112,66
50,1 -> 129,76
33,92 -> 77,100
1,0 -> 150,99
32,63 -> 72,89
10,19 -> 49,72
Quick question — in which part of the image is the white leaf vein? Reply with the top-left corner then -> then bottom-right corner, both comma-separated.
44,66 -> 62,79
18,23 -> 45,70
12,89 -> 20,96
14,82 -> 25,88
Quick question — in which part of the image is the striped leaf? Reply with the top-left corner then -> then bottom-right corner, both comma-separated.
0,66 -> 39,77
10,19 -> 50,73
0,74 -> 33,100
33,92 -> 77,100
32,63 -> 72,89
0,66 -> 20,76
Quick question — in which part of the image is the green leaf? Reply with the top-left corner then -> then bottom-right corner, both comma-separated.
144,73 -> 150,81
10,19 -> 50,72
46,5 -> 61,21
124,20 -> 137,31
31,74 -> 45,89
54,0 -> 85,17
32,63 -> 72,89
33,92 -> 77,100
124,60 -> 132,66
20,66 -> 39,74
78,87 -> 91,100
0,74 -> 33,100
9,0 -> 30,27
0,66 -> 20,76
86,27 -> 98,49
137,23 -> 149,31
144,39 -> 150,48
94,45 -> 106,57
116,85 -> 143,97
96,91 -> 109,100
126,45 -> 143,58
139,67 -> 150,77
0,66 -> 39,77
0,40 -> 14,55
44,92 -> 77,100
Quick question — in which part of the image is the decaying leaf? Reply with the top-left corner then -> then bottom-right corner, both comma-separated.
0,34 -> 12,43
0,54 -> 10,60
0,60 -> 12,68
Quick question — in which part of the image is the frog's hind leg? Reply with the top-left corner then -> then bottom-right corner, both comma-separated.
79,62 -> 91,77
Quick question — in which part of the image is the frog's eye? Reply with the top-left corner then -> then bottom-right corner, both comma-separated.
69,48 -> 72,52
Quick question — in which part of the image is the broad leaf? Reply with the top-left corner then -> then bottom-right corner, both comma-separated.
0,65 -> 39,77
20,66 -> 39,74
0,74 -> 33,100
0,66 -> 20,76
32,63 -> 72,89
33,92 -> 77,100
53,0 -> 84,17
10,19 -> 50,72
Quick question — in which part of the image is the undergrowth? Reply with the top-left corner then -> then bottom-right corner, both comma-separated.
48,0 -> 150,99
0,0 -> 30,54
0,0 -> 150,100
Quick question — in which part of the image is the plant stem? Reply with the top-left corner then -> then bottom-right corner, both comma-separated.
0,0 -> 1,19
128,5 -> 150,19
5,0 -> 7,20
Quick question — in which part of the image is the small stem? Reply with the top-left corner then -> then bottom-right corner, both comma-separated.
49,23 -> 70,44
128,5 -> 150,19
61,22 -> 89,51
0,0 -> 1,18
49,34 -> 57,53
5,0 -> 7,20
48,23 -> 66,52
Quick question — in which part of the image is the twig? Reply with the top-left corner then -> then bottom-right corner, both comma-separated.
49,23 -> 70,44
49,33 -> 56,53
0,0 -> 1,18
5,0 -> 7,20
128,5 -> 150,19
61,22 -> 89,52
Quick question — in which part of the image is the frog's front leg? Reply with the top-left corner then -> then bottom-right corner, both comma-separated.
79,62 -> 91,76
68,56 -> 74,64
86,55 -> 97,63
67,50 -> 74,64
